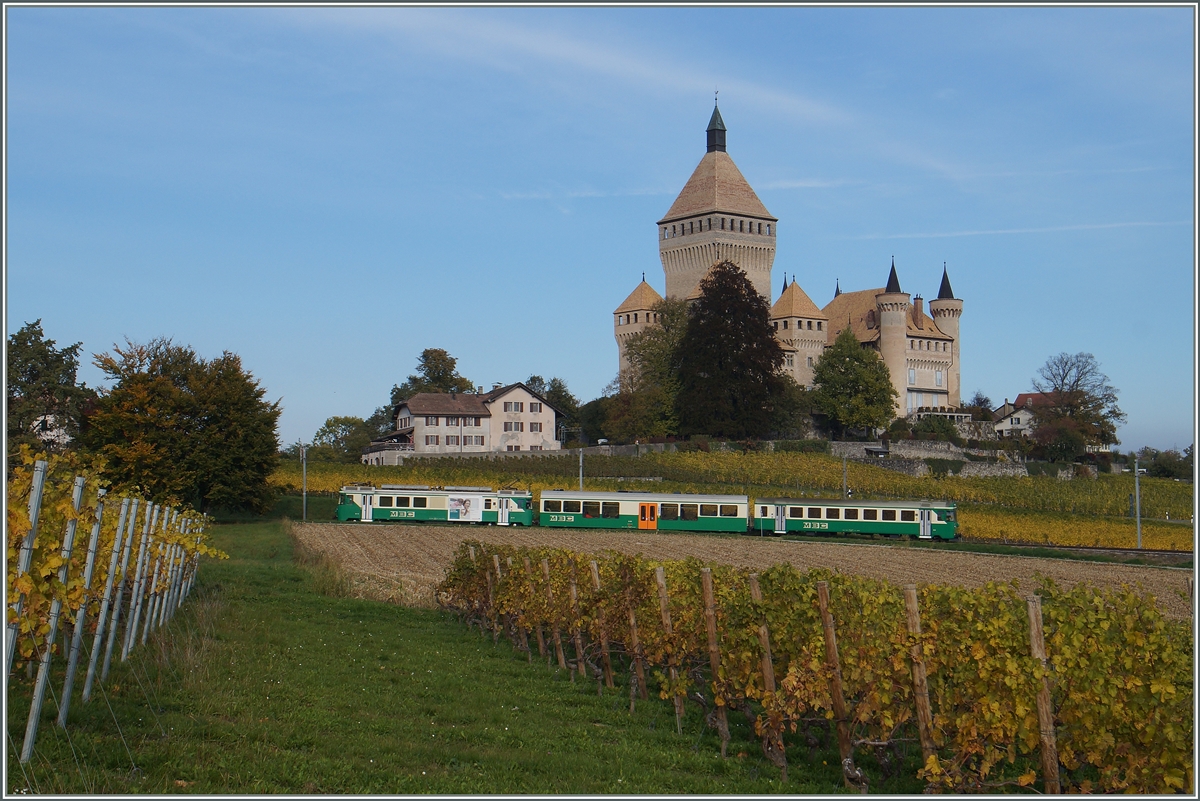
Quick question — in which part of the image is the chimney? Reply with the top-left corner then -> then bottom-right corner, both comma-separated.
451,392 -> 456,400
492,382 -> 501,391
476,386 -> 483,394
912,295 -> 924,328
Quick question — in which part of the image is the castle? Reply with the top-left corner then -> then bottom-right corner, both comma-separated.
614,106 -> 963,419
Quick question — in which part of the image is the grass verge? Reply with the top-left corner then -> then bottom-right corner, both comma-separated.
8,520 -> 920,794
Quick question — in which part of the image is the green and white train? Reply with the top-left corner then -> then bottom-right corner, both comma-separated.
333,485 -> 958,541
336,485 -> 534,526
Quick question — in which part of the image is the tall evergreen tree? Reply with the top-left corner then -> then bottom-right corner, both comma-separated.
675,261 -> 785,439
810,327 -> 897,438
6,320 -> 96,457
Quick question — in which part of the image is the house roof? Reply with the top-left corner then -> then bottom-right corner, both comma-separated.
614,280 -> 663,314
770,280 -> 826,319
1013,392 -> 1054,408
398,382 -> 567,420
658,150 -> 776,225
908,300 -> 951,339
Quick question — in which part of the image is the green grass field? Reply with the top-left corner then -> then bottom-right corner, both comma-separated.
8,521 -> 925,794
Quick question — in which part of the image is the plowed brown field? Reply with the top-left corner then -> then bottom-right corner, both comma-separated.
293,523 -> 1194,619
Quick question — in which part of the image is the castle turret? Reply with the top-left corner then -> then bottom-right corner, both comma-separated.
876,259 -> 911,418
613,278 -> 663,377
770,279 -> 828,388
927,264 -> 963,407
657,105 -> 777,300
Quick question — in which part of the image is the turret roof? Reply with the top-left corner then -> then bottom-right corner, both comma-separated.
614,280 -> 663,313
770,280 -> 826,319
937,265 -> 955,299
885,259 -> 902,293
658,151 -> 776,224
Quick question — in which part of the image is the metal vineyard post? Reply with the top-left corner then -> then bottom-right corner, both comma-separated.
6,459 -> 48,679
83,497 -> 131,702
58,488 -> 107,727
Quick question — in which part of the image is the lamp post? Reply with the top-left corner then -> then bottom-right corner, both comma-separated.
300,444 -> 308,522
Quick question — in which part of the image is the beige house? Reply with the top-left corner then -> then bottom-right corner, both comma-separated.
614,105 -> 964,420
362,383 -> 562,464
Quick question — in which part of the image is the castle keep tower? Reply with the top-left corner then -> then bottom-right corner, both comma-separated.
656,106 -> 777,300
613,279 -> 663,376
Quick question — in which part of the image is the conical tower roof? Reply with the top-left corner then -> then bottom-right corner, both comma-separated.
771,280 -> 826,319
614,280 -> 663,313
885,258 -> 902,293
658,151 -> 776,224
937,264 -> 955,299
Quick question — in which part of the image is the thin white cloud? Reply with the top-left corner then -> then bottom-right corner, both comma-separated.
852,220 -> 1192,240
764,178 -> 863,190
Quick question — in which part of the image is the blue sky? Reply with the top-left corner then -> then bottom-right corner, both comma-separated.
5,6 -> 1195,451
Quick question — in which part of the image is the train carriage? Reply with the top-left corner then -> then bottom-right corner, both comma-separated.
751,497 -> 957,540
539,490 -> 749,533
336,485 -> 534,526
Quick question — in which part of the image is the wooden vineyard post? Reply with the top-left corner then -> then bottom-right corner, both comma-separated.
746,575 -> 776,694
749,573 -> 786,781
903,585 -> 937,766
589,561 -> 614,688
625,575 -> 648,704
1027,595 -> 1061,795
507,557 -> 530,658
654,567 -> 684,735
568,561 -> 587,681
701,568 -> 730,758
524,558 -> 546,658
816,580 -> 861,792
542,559 -> 567,670
486,569 -> 497,643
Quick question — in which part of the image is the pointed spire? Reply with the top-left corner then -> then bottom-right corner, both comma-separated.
642,271 -> 646,283
885,257 -> 902,293
706,103 -> 727,153
937,262 -> 955,299
834,278 -> 841,298
781,273 -> 787,298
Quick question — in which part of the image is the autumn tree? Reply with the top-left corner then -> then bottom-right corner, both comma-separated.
810,327 -> 898,439
82,338 -> 280,513
307,416 -> 376,462
675,262 -> 786,439
390,348 -> 475,404
607,297 -> 689,441
1030,352 -> 1126,447
6,320 -> 96,457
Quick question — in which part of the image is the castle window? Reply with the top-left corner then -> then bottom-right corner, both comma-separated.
757,222 -> 762,234
773,321 -> 778,330
785,354 -> 794,368
633,313 -> 638,323
766,224 -> 772,236
662,227 -> 667,240
721,218 -> 725,230
817,322 -> 822,331
807,320 -> 813,330
739,220 -> 744,232
807,357 -> 813,367
707,217 -> 712,230
782,320 -> 788,330
936,371 -> 943,387
908,369 -> 916,385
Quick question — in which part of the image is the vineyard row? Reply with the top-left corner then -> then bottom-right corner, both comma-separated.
6,451 -> 225,765
437,542 -> 1193,794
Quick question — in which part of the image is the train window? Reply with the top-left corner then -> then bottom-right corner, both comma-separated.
863,509 -> 877,520
901,510 -> 916,522
825,508 -> 840,519
412,497 -> 427,508
484,499 -> 493,510
808,508 -> 822,518
881,509 -> 895,521
602,502 -> 620,519
844,509 -> 859,520
563,500 -> 582,513
941,510 -> 955,522
660,504 -> 679,520
379,496 -> 393,507
720,505 -> 738,517
583,502 -> 601,518
543,500 -> 561,512
395,497 -> 410,507
700,504 -> 718,517
760,506 -> 768,517
789,506 -> 803,518
681,504 -> 699,521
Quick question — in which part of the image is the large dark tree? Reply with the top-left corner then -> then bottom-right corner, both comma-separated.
674,261 -> 785,439
1030,352 -> 1125,446
6,320 -> 96,457
811,327 -> 898,439
82,338 -> 280,513
390,348 -> 475,404
526,375 -> 580,432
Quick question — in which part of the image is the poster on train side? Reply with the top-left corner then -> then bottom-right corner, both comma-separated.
447,495 -> 484,522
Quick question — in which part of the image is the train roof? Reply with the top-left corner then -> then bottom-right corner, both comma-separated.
540,489 -> 748,503
339,485 -> 530,496
755,497 -> 956,508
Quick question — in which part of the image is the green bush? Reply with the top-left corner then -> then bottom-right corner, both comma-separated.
774,439 -> 831,454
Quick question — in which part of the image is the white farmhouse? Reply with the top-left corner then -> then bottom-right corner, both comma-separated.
362,383 -> 562,464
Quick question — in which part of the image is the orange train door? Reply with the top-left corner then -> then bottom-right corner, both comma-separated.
638,503 -> 657,530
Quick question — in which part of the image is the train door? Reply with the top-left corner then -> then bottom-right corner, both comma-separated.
774,505 -> 787,535
918,509 -> 932,539
498,498 -> 510,526
360,493 -> 374,522
638,503 -> 657,530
